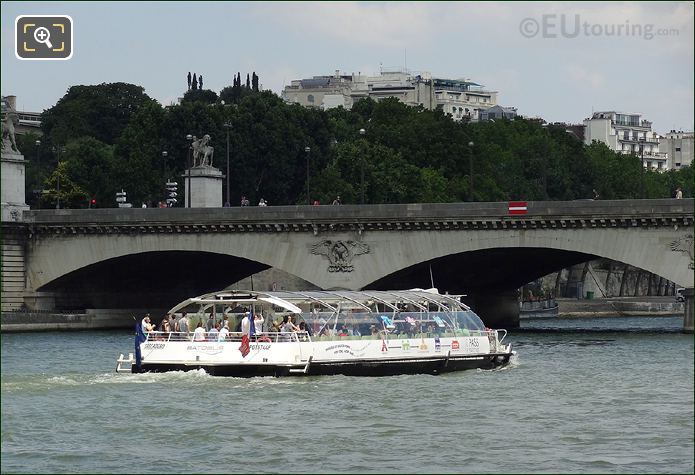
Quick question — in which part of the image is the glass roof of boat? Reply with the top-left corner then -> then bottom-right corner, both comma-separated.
169,289 -> 471,314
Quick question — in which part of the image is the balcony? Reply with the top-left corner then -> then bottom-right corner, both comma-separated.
618,136 -> 659,144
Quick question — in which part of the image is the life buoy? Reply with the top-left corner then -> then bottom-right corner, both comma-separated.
257,335 -> 272,343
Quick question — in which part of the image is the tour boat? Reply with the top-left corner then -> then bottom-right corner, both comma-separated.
116,289 -> 515,377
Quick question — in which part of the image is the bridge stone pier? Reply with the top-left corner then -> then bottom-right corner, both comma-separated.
3,199 -> 693,330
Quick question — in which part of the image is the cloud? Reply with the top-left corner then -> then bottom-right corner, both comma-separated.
251,2 -> 436,47
565,64 -> 605,89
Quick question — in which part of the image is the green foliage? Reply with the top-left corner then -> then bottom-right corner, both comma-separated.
41,82 -> 156,146
42,162 -> 89,209
61,137 -> 116,207
35,82 -> 692,208
182,88 -> 218,105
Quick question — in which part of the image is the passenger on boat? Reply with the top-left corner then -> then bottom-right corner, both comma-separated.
170,314 -> 178,333
254,313 -> 264,334
241,313 -> 251,336
282,316 -> 299,333
218,323 -> 229,341
297,321 -> 311,336
208,323 -> 220,341
193,322 -> 206,341
205,314 -> 215,332
319,326 -> 333,337
338,325 -> 349,337
221,315 -> 229,330
178,312 -> 189,335
141,315 -> 153,333
370,325 -> 379,336
297,321 -> 310,340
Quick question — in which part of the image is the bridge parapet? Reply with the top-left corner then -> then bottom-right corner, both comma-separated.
23,199 -> 693,235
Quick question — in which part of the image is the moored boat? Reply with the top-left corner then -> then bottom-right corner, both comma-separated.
116,289 -> 515,377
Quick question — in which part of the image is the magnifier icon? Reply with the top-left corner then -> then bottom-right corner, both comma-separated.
33,27 -> 53,49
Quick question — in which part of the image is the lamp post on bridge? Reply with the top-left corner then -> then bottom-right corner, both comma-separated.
162,149 -> 168,180
468,141 -> 474,202
359,128 -> 366,204
52,145 -> 65,209
639,137 -> 645,199
225,121 -> 232,207
304,146 -> 311,205
186,134 -> 193,208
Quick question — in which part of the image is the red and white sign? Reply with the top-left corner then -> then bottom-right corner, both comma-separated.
508,201 -> 528,215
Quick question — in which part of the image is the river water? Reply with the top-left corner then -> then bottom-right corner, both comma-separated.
2,316 -> 693,473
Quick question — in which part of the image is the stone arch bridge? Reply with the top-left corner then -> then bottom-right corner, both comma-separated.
2,199 -> 693,328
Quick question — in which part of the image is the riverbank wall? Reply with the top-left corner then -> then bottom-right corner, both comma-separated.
0,308 -> 166,333
556,297 -> 684,317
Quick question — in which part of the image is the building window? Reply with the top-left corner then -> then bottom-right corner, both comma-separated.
307,94 -> 315,103
676,147 -> 681,151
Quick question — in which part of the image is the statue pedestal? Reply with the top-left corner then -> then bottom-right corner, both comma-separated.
1,151 -> 29,222
184,166 -> 224,208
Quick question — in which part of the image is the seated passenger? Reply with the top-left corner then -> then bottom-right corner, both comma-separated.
297,321 -> 311,340
193,322 -> 206,341
208,322 -> 220,341
338,325 -> 349,337
218,323 -> 229,341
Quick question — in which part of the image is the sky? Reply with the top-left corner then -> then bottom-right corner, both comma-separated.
2,1 -> 693,133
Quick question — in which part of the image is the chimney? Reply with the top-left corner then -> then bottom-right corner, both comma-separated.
6,95 -> 17,110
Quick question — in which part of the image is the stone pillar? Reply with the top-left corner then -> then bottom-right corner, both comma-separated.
1,151 -> 30,222
683,288 -> 694,334
1,223 -> 28,312
183,166 -> 224,208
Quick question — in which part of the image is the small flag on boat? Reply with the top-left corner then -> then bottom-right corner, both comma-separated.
134,322 -> 147,370
248,309 -> 255,338
239,334 -> 250,358
508,201 -> 528,215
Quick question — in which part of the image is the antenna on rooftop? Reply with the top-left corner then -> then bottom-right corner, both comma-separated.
404,49 -> 407,73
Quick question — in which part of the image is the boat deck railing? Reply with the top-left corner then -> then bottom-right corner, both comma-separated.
144,329 -> 499,343
146,331 -> 311,343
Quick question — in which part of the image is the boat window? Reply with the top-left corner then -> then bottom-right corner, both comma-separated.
453,311 -> 485,331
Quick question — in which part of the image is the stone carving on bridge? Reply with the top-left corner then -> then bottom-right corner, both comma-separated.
670,234 -> 694,269
191,134 -> 214,167
1,96 -> 20,155
311,240 -> 370,272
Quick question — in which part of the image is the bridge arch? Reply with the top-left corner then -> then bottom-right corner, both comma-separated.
28,225 -> 691,299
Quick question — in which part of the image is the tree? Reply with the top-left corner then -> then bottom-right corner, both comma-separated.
182,88 -> 218,105
252,72 -> 259,92
246,73 -> 251,89
192,73 -> 198,90
113,101 -> 169,205
42,161 -> 89,209
60,137 -> 116,208
41,82 -> 156,146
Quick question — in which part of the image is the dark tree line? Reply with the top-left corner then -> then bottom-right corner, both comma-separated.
25,81 -> 691,210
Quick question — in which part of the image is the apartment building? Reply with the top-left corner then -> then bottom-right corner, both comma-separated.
583,111 -> 667,170
659,131 -> 693,170
282,70 -> 503,121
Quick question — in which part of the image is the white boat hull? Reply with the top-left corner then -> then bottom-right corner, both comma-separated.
129,335 -> 514,377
